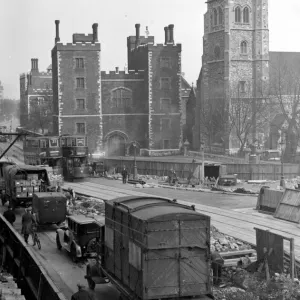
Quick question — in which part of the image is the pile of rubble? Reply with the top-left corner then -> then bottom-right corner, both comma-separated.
0,269 -> 26,299
67,196 -> 105,216
210,226 -> 252,253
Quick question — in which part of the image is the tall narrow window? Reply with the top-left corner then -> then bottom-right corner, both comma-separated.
213,8 -> 218,26
243,7 -> 249,23
76,123 -> 86,134
160,78 -> 171,90
76,78 -> 85,88
161,118 -> 171,130
160,57 -> 171,68
218,7 -> 223,24
112,88 -> 132,107
235,7 -> 241,23
163,140 -> 170,149
240,41 -> 248,54
76,99 -> 85,110
160,98 -> 171,110
239,81 -> 246,93
75,58 -> 84,69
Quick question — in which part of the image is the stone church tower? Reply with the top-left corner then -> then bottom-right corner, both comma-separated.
198,0 -> 269,151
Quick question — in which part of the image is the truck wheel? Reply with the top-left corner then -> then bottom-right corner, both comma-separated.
56,234 -> 62,250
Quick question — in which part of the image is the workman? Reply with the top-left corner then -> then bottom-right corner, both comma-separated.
3,206 -> 16,225
21,208 -> 36,245
121,165 -> 128,184
211,251 -> 224,285
71,283 -> 93,300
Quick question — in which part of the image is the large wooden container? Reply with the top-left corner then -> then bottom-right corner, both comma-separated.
104,196 -> 211,299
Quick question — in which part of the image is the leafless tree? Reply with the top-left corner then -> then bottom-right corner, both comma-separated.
269,54 -> 300,162
28,96 -> 53,134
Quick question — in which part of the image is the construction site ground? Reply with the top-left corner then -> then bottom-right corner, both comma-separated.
65,178 -> 300,259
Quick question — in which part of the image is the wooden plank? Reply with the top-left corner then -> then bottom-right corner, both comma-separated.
220,249 -> 256,258
223,257 -> 256,267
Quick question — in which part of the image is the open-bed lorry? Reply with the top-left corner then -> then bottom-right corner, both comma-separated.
85,196 -> 213,300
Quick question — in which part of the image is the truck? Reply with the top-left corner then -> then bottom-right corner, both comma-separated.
1,164 -> 52,209
85,196 -> 213,300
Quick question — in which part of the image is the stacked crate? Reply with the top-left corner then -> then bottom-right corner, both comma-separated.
15,174 -> 41,198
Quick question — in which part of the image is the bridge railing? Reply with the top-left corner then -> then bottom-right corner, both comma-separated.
0,214 -> 67,300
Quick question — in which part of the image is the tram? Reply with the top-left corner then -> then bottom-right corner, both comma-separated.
61,135 -> 89,180
23,136 -> 63,175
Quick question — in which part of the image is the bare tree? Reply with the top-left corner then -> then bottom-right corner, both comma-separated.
28,96 -> 53,134
269,54 -> 300,162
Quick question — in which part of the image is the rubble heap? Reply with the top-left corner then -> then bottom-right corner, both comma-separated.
67,196 -> 105,216
0,269 -> 26,300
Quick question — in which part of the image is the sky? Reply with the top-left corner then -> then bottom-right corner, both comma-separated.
1,0 -> 300,99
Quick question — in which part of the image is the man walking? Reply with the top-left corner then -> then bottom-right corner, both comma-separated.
3,206 -> 16,225
21,208 -> 35,244
121,165 -> 128,184
71,283 -> 93,300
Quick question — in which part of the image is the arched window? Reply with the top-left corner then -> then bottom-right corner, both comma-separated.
243,7 -> 249,23
213,8 -> 218,26
235,6 -> 241,23
240,41 -> 248,54
218,7 -> 223,24
111,88 -> 132,108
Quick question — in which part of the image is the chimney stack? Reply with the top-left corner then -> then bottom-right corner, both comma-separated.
164,26 -> 170,45
168,24 -> 174,44
92,23 -> 98,43
35,58 -> 39,71
31,59 -> 39,71
135,24 -> 140,47
55,20 -> 60,44
31,58 -> 35,70
115,67 -> 119,73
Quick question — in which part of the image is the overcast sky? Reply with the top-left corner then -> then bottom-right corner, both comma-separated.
1,0 -> 300,99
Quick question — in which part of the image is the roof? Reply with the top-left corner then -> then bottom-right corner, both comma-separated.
108,196 -> 207,221
68,214 -> 105,225
181,76 -> 192,98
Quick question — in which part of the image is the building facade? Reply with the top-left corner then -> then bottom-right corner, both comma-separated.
195,0 -> 269,152
19,59 -> 53,133
51,21 -> 187,156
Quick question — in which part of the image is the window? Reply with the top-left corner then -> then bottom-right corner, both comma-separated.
76,123 -> 86,134
235,6 -> 241,23
239,81 -> 246,93
75,58 -> 84,69
160,57 -> 171,68
161,118 -> 171,130
77,137 -> 85,146
214,46 -> 221,59
37,97 -> 44,105
39,139 -> 47,148
112,88 -> 132,107
243,7 -> 249,23
240,41 -> 248,54
50,138 -> 59,147
76,78 -> 85,88
129,241 -> 141,270
160,77 -> 171,90
218,7 -> 223,24
213,8 -> 218,26
160,98 -> 171,110
163,140 -> 170,149
105,227 -> 114,250
76,99 -> 85,110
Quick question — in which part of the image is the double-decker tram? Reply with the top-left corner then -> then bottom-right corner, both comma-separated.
61,135 -> 89,180
23,136 -> 63,175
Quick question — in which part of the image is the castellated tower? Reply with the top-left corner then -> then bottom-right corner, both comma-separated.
51,20 -> 102,153
200,0 -> 269,151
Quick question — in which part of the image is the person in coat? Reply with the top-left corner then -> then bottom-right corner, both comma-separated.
121,166 -> 128,184
3,206 -> 16,225
21,208 -> 35,244
71,283 -> 93,300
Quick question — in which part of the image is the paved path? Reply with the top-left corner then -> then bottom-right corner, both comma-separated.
66,179 -> 300,258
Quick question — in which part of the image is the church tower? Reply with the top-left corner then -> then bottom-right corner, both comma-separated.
199,0 -> 269,151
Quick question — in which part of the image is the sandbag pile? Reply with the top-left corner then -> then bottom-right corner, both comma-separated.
68,196 -> 105,216
0,270 -> 26,299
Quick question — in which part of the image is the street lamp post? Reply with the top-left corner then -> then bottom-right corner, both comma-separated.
200,142 -> 205,183
279,133 -> 285,188
133,141 -> 137,180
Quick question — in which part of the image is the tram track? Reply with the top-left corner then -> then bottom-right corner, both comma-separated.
65,180 -> 300,275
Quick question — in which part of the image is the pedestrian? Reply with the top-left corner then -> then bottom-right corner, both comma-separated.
3,206 -> 16,225
121,165 -> 128,184
71,283 -> 93,300
211,251 -> 224,285
21,208 -> 34,244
